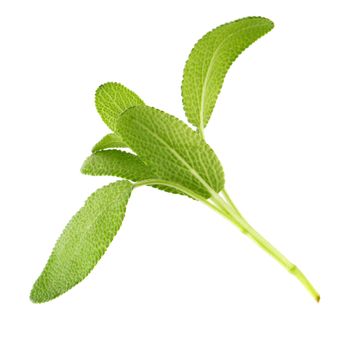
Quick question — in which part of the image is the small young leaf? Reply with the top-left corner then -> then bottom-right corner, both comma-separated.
81,150 -> 183,196
30,180 -> 133,303
181,17 -> 274,132
81,150 -> 154,181
92,133 -> 128,152
95,82 -> 144,132
117,105 -> 224,198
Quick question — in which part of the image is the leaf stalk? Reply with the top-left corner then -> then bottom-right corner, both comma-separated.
218,188 -> 320,302
134,180 -> 320,302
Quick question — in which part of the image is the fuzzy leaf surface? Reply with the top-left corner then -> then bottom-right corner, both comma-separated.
30,180 -> 133,303
117,105 -> 224,198
181,16 -> 274,131
81,151 -> 183,195
92,133 -> 128,152
81,150 -> 154,181
95,82 -> 144,132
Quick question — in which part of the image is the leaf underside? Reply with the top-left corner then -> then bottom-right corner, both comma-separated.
181,16 -> 274,131
117,105 -> 225,198
92,133 -> 128,152
30,180 -> 133,303
95,82 -> 144,132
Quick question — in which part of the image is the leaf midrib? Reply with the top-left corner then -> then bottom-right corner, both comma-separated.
131,117 -> 217,197
53,186 -> 127,280
101,88 -> 123,114
199,22 -> 270,129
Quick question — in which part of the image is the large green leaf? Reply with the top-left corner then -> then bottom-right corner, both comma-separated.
181,17 -> 274,132
81,150 -> 154,181
95,82 -> 144,132
30,180 -> 133,303
117,105 -> 224,198
92,133 -> 128,152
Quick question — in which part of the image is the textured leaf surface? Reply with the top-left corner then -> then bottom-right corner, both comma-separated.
81,151 -> 182,195
81,150 -> 154,181
95,82 -> 144,132
30,181 -> 133,303
92,133 -> 128,152
182,17 -> 274,131
117,105 -> 224,198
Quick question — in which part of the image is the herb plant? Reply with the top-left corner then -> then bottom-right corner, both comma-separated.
30,17 -> 320,303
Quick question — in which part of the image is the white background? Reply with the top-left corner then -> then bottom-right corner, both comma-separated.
1,0 -> 349,348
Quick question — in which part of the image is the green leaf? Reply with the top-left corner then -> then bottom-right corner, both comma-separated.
181,17 -> 274,132
95,82 -> 144,132
92,133 -> 128,152
81,150 -> 154,181
30,180 -> 133,303
117,105 -> 224,198
81,150 -> 183,196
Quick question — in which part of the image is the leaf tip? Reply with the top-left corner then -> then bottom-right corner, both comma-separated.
29,282 -> 46,304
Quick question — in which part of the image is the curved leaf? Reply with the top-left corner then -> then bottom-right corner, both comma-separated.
117,105 -> 224,198
81,150 -> 154,181
30,180 -> 133,303
81,150 -> 183,196
92,133 -> 128,152
95,82 -> 144,132
181,17 -> 274,132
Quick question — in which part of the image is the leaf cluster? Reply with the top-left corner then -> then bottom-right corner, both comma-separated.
31,17 -> 274,303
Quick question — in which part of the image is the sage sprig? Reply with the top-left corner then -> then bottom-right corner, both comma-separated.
31,16 -> 320,303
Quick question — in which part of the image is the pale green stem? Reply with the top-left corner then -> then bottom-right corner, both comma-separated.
133,179 -> 227,218
222,188 -> 242,216
133,179 -> 320,302
218,189 -> 320,302
197,127 -> 205,139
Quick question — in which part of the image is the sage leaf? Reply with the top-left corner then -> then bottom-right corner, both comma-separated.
81,150 -> 154,181
181,17 -> 274,132
30,180 -> 133,303
117,105 -> 224,198
82,151 -> 184,196
92,133 -> 128,152
95,82 -> 144,132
